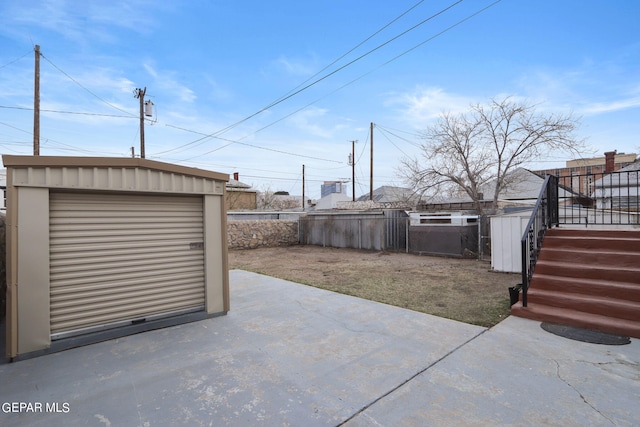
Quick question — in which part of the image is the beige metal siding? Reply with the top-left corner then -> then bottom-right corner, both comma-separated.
49,192 -> 205,337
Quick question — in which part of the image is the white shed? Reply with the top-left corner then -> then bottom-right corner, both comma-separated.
3,155 -> 230,360
490,209 -> 533,273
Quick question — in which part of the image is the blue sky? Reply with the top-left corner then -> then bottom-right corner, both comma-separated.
1,0 -> 639,199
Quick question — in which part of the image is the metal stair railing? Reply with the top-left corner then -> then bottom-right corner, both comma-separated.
520,175 -> 559,306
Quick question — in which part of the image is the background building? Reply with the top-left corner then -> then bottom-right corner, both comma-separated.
321,181 -> 347,198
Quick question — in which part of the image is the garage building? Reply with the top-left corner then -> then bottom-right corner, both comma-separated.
3,155 -> 229,360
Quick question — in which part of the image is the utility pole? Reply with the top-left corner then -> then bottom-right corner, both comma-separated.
130,147 -> 135,158
349,140 -> 357,201
33,45 -> 41,156
370,122 -> 374,201
302,164 -> 305,210
134,87 -> 147,158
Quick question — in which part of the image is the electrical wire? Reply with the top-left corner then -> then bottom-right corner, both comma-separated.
171,0 -> 500,161
0,120 -> 129,156
0,105 -> 137,118
141,0 -> 501,164
40,52 -> 137,118
269,0 -> 427,107
160,124 -> 342,163
156,0 -> 466,155
377,126 -> 412,157
0,50 -> 31,69
3,0 -> 503,182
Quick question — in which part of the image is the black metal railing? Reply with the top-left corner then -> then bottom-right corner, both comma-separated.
557,170 -> 640,226
520,175 -> 559,306
519,168 -> 640,306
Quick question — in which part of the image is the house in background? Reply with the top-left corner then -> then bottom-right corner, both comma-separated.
226,172 -> 257,210
357,185 -> 420,207
321,181 -> 347,198
592,160 -> 640,214
534,151 -> 637,196
480,168 -> 547,208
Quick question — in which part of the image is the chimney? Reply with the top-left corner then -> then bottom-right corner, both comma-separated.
604,151 -> 616,173
233,172 -> 239,181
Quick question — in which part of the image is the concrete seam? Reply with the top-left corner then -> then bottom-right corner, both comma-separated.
336,327 -> 489,426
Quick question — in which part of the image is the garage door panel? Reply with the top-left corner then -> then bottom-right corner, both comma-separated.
51,294 -> 205,333
51,283 -> 204,312
49,238 -> 203,253
50,274 -> 202,300
50,246 -> 203,262
50,265 -> 204,288
49,192 -> 206,337
51,254 -> 204,273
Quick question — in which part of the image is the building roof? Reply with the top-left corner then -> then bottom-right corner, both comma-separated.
481,168 -> 576,202
2,155 -> 229,182
480,168 -> 545,201
356,186 -> 418,203
226,178 -> 256,192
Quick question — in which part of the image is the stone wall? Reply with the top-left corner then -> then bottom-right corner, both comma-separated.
227,219 -> 298,249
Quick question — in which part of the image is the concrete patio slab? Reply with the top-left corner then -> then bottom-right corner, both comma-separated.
344,316 -> 640,427
0,270 -> 484,426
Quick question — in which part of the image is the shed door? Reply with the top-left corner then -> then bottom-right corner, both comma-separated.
49,192 -> 205,338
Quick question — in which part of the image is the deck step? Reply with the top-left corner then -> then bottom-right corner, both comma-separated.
526,289 -> 640,322
538,247 -> 640,267
529,274 -> 640,302
533,260 -> 640,282
512,228 -> 640,339
511,302 -> 640,338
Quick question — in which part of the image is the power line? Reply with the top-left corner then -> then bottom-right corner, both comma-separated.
0,50 -> 31,69
156,0 -> 465,154
376,125 -> 422,147
380,0 -> 503,68
376,123 -> 423,140
0,120 -> 129,156
40,53 -> 137,118
160,124 -> 342,163
0,105 -> 137,118
271,0 -> 427,107
377,126 -> 412,157
178,0 -> 498,158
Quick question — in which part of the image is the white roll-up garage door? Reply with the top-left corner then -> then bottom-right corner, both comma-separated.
49,192 -> 206,338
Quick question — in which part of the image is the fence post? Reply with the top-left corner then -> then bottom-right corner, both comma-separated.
406,217 -> 409,253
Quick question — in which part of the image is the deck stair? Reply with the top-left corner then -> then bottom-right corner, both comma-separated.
511,228 -> 640,338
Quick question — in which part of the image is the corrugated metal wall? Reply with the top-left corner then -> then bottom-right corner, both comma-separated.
49,192 -> 206,338
299,210 -> 408,251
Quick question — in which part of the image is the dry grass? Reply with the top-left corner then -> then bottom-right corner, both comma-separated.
228,245 -> 518,327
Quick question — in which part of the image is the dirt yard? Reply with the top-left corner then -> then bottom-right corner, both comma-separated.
228,245 -> 519,327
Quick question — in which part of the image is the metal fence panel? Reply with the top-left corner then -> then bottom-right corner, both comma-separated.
299,210 -> 409,251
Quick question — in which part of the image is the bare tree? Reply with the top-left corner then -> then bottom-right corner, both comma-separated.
399,97 -> 586,214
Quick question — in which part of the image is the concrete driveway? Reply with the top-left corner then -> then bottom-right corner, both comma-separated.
1,270 -> 638,426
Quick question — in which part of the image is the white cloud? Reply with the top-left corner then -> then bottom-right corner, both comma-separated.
272,55 -> 318,77
386,86 -> 474,128
143,63 -> 196,104
285,106 -> 348,139
515,64 -> 640,116
2,0 -> 160,44
579,95 -> 640,115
